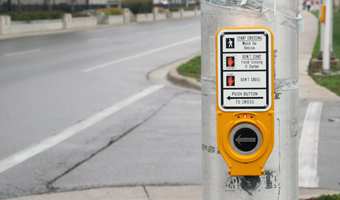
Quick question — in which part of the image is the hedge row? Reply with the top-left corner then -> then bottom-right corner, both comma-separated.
1,11 -> 64,21
97,7 -> 123,16
169,7 -> 194,12
121,0 -> 153,14
0,11 -> 92,21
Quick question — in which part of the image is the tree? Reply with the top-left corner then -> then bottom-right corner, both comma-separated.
18,0 -> 21,13
71,0 -> 74,13
7,0 -> 11,12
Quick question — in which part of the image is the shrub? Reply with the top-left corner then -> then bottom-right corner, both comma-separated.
169,7 -> 180,11
122,0 -> 153,14
169,7 -> 195,12
157,7 -> 165,13
183,7 -> 194,11
72,13 -> 90,18
51,10 -> 64,19
97,7 -> 123,16
1,11 -> 64,21
317,193 -> 340,200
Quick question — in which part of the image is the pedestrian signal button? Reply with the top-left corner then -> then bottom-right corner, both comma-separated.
230,123 -> 262,156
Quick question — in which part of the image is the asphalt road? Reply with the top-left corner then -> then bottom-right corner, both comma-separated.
298,101 -> 340,191
0,17 -> 201,199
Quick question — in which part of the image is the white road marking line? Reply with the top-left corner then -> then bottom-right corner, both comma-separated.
83,36 -> 200,72
165,26 -> 175,30
5,49 -> 41,57
166,24 -> 195,30
87,37 -> 107,42
0,85 -> 164,174
136,31 -> 148,35
299,101 -> 323,188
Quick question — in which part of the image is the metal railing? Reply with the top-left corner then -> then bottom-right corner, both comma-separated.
0,3 -> 106,13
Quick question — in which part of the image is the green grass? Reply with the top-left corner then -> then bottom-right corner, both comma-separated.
333,10 -> 340,59
309,9 -> 340,97
177,55 -> 201,82
311,10 -> 321,59
311,10 -> 340,59
316,193 -> 340,200
310,65 -> 340,96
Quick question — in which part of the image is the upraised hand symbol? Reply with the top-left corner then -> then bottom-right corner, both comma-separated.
228,57 -> 234,67
228,76 -> 234,86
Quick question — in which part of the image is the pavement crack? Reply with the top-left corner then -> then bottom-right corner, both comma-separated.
143,185 -> 151,200
46,90 -> 185,192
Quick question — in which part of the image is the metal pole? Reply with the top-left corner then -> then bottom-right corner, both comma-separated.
201,0 -> 299,199
322,0 -> 332,74
318,0 -> 324,59
318,0 -> 335,60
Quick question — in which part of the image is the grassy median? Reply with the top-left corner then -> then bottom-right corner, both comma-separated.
310,9 -> 340,96
311,10 -> 340,59
177,55 -> 201,82
315,193 -> 340,200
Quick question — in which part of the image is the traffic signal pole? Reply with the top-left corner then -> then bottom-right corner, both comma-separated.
318,0 -> 336,62
201,0 -> 299,199
322,0 -> 333,74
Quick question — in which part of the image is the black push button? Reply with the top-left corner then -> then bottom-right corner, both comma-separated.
233,128 -> 258,152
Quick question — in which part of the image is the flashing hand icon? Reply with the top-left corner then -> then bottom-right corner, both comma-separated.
228,57 -> 234,67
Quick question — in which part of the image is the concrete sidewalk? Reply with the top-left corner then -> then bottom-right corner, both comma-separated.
4,10 -> 340,200
6,185 -> 340,200
298,11 -> 340,102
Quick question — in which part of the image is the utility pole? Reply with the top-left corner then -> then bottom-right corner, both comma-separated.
71,0 -> 75,13
201,0 -> 299,199
318,0 -> 336,60
322,0 -> 333,74
48,0 -> 52,11
18,0 -> 21,13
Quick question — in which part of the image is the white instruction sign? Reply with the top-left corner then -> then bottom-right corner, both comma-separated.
216,28 -> 273,111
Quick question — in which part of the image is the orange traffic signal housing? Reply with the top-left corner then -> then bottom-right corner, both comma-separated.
215,27 -> 275,176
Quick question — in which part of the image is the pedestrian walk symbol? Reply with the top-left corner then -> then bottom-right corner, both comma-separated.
226,38 -> 234,48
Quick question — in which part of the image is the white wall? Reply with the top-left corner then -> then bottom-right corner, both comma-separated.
10,19 -> 63,33
136,13 -> 154,22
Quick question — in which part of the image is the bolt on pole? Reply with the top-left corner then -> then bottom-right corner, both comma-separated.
201,0 -> 299,199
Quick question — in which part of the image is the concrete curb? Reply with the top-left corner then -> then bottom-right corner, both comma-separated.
148,52 -> 201,94
167,62 -> 201,91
